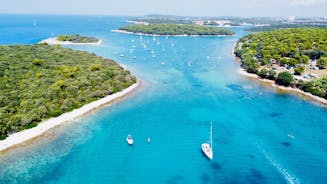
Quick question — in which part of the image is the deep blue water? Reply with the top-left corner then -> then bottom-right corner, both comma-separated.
0,14 -> 327,184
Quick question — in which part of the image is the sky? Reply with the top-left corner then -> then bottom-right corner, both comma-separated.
0,0 -> 326,17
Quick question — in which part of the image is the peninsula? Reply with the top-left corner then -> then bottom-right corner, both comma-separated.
40,34 -> 102,45
234,28 -> 327,103
0,44 -> 137,148
117,24 -> 235,36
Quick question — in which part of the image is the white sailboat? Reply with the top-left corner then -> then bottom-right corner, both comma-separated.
201,122 -> 213,160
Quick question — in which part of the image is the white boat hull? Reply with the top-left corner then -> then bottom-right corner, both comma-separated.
201,143 -> 213,160
126,135 -> 134,145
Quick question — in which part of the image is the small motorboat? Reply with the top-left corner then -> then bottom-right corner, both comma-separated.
147,137 -> 151,143
288,134 -> 295,139
126,134 -> 134,145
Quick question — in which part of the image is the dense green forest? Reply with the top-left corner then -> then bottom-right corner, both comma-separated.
234,28 -> 327,99
57,34 -> 99,43
0,45 -> 136,139
119,24 -> 235,36
246,24 -> 327,32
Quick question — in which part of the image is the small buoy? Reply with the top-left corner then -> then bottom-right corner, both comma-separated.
147,138 -> 151,143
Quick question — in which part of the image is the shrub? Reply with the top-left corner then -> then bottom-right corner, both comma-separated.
301,81 -> 325,97
267,70 -> 277,80
294,66 -> 305,75
257,68 -> 269,78
276,71 -> 294,86
246,64 -> 259,73
32,59 -> 44,66
90,64 -> 100,71
317,57 -> 327,69
0,134 -> 7,140
35,72 -> 43,78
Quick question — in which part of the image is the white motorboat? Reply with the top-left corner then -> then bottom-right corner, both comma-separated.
288,134 -> 295,139
126,134 -> 134,145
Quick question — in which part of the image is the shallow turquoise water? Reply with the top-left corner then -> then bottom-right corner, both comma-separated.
0,15 -> 327,184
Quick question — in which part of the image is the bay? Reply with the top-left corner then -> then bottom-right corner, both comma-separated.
0,15 -> 326,184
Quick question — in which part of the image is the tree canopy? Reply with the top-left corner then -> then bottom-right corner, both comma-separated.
57,34 -> 99,43
276,71 -> 294,86
235,28 -> 327,99
119,24 -> 235,36
0,44 -> 136,140
245,24 -> 327,32
235,28 -> 327,70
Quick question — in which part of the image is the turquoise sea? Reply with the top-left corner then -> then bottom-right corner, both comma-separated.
0,15 -> 327,184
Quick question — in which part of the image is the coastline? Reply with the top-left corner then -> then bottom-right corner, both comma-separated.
39,37 -> 103,45
112,29 -> 231,37
233,43 -> 327,107
0,81 -> 140,153
125,20 -> 148,25
238,69 -> 327,106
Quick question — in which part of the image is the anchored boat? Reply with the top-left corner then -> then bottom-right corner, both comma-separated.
201,122 -> 213,160
126,134 -> 134,145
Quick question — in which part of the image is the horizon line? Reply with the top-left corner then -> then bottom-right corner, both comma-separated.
0,12 -> 325,19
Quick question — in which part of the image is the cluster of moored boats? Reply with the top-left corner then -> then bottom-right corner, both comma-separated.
119,37 -> 176,62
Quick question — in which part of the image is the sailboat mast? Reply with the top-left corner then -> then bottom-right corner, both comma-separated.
210,121 -> 213,148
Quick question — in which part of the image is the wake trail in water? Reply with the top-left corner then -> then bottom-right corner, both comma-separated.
254,142 -> 301,184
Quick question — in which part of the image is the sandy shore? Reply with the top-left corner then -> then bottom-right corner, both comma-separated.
112,29 -> 230,37
239,69 -> 327,106
39,37 -> 102,45
0,81 -> 140,153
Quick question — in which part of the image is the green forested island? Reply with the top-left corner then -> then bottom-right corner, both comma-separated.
119,24 -> 235,36
0,44 -> 136,139
234,28 -> 327,99
57,34 -> 99,43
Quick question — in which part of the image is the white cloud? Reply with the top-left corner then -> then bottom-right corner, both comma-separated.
291,0 -> 327,6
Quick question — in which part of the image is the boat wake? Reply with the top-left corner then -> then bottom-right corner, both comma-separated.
255,143 -> 300,184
